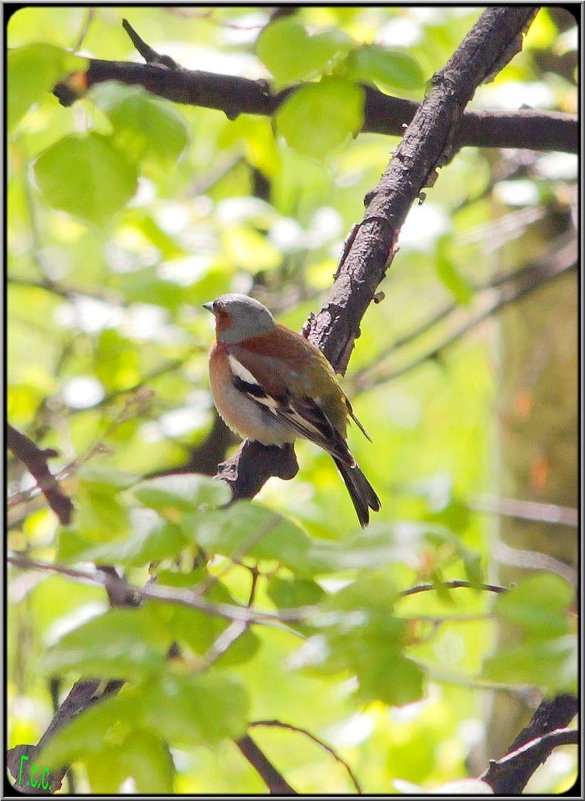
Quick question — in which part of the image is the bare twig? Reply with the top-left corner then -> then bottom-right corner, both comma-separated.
70,8 -> 95,52
7,556 -> 312,625
400,580 -> 508,598
352,244 -> 577,391
121,18 -> 177,68
7,275 -> 122,303
469,494 -> 578,527
251,720 -> 363,794
492,541 -> 577,586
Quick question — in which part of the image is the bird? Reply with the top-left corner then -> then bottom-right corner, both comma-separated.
203,293 -> 380,526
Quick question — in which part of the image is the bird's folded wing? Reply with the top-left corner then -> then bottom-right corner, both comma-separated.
227,352 -> 354,465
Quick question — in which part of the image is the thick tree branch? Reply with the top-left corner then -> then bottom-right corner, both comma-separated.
53,20 -> 576,154
480,693 -> 578,793
482,728 -> 578,792
307,6 -> 540,368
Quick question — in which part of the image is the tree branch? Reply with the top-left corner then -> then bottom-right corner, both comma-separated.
235,735 -> 296,795
469,494 -> 578,527
351,238 -> 577,390
7,424 -> 74,525
481,708 -> 578,794
250,720 -> 362,793
8,555 -> 302,795
53,18 -> 577,154
7,556 -> 312,625
400,580 -> 508,598
209,7 -> 542,502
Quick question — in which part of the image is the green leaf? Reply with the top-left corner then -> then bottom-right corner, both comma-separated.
267,576 -> 326,608
290,573 -> 425,705
356,649 -> 424,706
42,608 -> 169,680
191,502 -> 313,574
483,575 -> 576,694
148,571 -> 261,667
142,672 -> 249,745
221,226 -> 282,272
257,20 -> 352,85
33,133 -> 138,225
39,692 -> 138,768
115,730 -> 174,794
76,511 -> 188,567
482,635 -> 577,696
8,43 -> 87,131
276,77 -> 365,159
85,730 -> 173,793
133,474 -> 231,516
104,90 -> 190,165
77,466 -> 139,489
74,476 -> 130,543
305,524 -> 427,574
345,44 -> 425,92
493,574 -> 574,637
462,551 -> 483,590
436,236 -> 473,304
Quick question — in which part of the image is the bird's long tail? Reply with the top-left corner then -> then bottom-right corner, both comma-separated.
333,457 -> 381,527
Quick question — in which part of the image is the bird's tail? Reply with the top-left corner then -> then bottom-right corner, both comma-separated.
333,457 -> 381,527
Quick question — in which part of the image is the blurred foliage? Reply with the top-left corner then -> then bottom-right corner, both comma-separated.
7,6 -> 577,795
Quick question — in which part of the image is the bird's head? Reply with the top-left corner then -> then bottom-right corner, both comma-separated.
203,293 -> 276,344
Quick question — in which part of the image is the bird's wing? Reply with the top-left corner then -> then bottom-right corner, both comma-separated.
227,352 -> 354,465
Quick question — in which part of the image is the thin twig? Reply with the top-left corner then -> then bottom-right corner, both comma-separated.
469,494 -> 578,527
7,275 -> 122,302
7,556 -> 312,625
352,250 -> 576,391
492,541 -> 576,586
400,580 -> 508,598
250,720 -> 363,794
70,8 -> 95,52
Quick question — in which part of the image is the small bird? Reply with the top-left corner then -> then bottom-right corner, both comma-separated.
204,293 -> 380,526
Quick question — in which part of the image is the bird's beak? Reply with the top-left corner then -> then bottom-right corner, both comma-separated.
202,302 -> 214,314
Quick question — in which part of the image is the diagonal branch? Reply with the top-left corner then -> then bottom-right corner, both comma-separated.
7,424 -> 74,525
215,6 -> 541,502
481,720 -> 578,793
350,239 -> 577,390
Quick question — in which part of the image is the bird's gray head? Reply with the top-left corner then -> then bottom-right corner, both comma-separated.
203,293 -> 276,344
